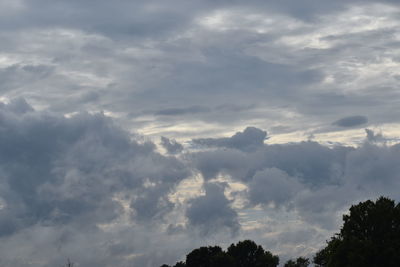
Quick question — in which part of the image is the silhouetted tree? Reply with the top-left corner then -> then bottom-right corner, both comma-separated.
186,246 -> 232,267
160,261 -> 186,267
227,240 -> 279,267
284,257 -> 310,267
161,240 -> 278,267
314,196 -> 400,267
174,262 -> 186,267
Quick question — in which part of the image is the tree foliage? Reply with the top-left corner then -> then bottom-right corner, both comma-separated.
284,257 -> 310,267
160,240 -> 278,267
186,246 -> 233,267
314,196 -> 400,267
227,240 -> 279,267
161,196 -> 400,267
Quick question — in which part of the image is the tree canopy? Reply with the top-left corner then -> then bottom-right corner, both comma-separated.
227,240 -> 279,267
161,240 -> 279,267
161,196 -> 400,267
284,257 -> 310,267
314,196 -> 400,267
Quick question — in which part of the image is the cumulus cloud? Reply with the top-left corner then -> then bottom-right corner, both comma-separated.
192,129 -> 352,185
247,168 -> 303,208
1,104 -> 400,266
191,126 -> 400,231
0,100 -> 192,266
193,127 -> 268,152
186,182 -> 239,236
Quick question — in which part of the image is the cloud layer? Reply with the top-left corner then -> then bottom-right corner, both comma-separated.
0,101 -> 399,266
1,0 -> 399,143
1,0 -> 400,266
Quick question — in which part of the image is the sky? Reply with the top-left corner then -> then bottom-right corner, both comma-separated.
0,0 -> 400,266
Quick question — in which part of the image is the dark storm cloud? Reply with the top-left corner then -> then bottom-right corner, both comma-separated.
332,115 -> 368,127
186,182 -> 239,236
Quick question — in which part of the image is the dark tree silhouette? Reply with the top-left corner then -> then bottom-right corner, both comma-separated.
160,261 -> 186,267
284,257 -> 310,267
160,240 -> 278,267
227,240 -> 279,267
314,196 -> 400,267
186,246 -> 232,267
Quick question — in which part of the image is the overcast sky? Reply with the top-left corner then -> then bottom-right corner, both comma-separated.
1,0 -> 400,266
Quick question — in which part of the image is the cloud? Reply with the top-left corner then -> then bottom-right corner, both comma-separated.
1,0 -> 398,142
0,64 -> 53,93
1,0 -> 400,265
1,104 -> 400,266
247,168 -> 303,208
185,182 -> 239,236
0,100 -> 193,266
193,127 -> 268,152
155,106 -> 210,116
0,97 -> 33,114
190,127 -> 400,230
365,128 -> 385,143
332,115 -> 368,127
161,136 -> 184,154
192,132 -> 352,185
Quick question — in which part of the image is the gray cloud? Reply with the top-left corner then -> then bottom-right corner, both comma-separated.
0,100 -> 192,266
186,182 -> 239,236
0,0 -> 397,140
0,64 -> 53,93
192,129 -> 400,231
365,128 -> 385,143
332,115 -> 368,127
161,136 -> 184,154
193,127 -> 268,152
1,103 -> 400,266
1,0 -> 400,265
155,106 -> 210,116
193,128 -> 352,186
248,168 -> 303,208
